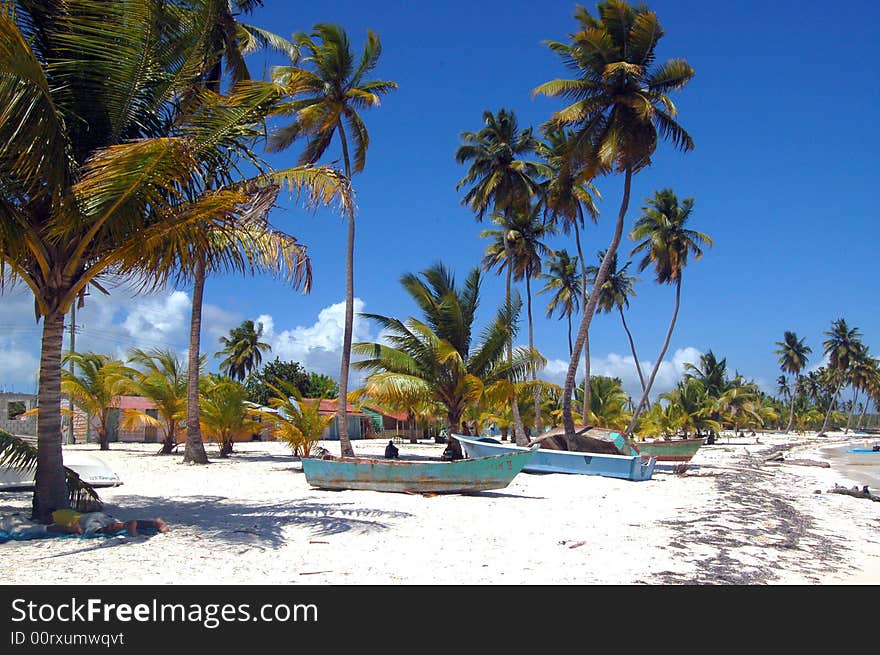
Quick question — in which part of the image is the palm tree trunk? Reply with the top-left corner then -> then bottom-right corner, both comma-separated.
626,277 -> 682,435
845,387 -> 858,434
504,226 -> 527,445
619,307 -> 648,404
183,257 -> 209,464
566,314 -> 573,357
819,378 -> 845,436
526,273 -> 542,434
582,332 -> 590,425
563,167 -> 632,445
573,218 -> 590,426
785,387 -> 797,433
32,309 -> 69,522
336,124 -> 356,457
99,409 -> 109,451
857,399 -> 869,431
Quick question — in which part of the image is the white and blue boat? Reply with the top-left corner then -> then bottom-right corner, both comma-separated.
454,434 -> 656,481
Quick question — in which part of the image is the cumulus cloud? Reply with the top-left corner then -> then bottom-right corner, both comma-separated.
256,298 -> 375,385
540,346 -> 703,401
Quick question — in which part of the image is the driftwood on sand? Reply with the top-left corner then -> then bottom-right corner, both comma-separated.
528,425 -> 622,455
825,484 -> 880,502
762,452 -> 830,468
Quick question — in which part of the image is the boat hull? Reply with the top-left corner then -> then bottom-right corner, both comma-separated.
301,446 -> 537,493
631,437 -> 704,462
837,448 -> 880,466
455,435 -> 656,481
0,451 -> 123,490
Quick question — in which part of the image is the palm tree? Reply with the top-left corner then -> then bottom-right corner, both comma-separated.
534,0 -> 695,441
537,129 -> 601,411
352,263 -> 540,458
818,319 -> 863,435
268,24 -> 397,458
456,109 -> 548,444
0,2 -> 348,518
125,348 -> 191,454
625,189 -> 711,435
774,331 -> 812,433
538,249 -> 581,357
844,345 -> 873,434
60,353 -> 137,451
255,380 -> 334,458
480,206 -> 554,436
587,249 -> 647,404
581,375 -> 631,430
199,375 -> 259,457
216,319 -> 272,382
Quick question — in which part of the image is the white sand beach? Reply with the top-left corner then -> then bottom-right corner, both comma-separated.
1,432 -> 878,585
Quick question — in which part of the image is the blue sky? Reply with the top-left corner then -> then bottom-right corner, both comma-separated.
1,0 -> 878,401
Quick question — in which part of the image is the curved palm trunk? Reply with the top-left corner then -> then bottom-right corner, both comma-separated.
785,387 -> 797,433
183,257 -> 209,464
33,310 -> 69,522
566,314 -> 573,357
619,307 -> 648,404
336,125 -> 356,457
626,277 -> 682,436
845,387 -> 858,434
526,273 -> 542,435
572,219 -> 590,426
819,378 -> 845,436
582,332 -> 590,425
857,400 -> 869,431
504,228 -> 527,446
563,168 -> 632,445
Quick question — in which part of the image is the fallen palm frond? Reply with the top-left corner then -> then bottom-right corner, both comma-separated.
0,429 -> 102,511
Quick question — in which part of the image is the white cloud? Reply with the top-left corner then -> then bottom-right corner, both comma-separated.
540,346 -> 703,401
256,298 -> 375,385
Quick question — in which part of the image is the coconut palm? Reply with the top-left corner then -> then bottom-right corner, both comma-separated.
587,249 -> 647,403
538,249 -> 581,357
534,0 -> 695,440
352,263 -> 540,458
579,375 -> 631,430
480,206 -> 555,436
198,375 -> 259,457
845,346 -> 874,433
625,189 -> 711,435
536,129 -> 601,413
255,380 -> 334,458
456,109 -> 549,445
818,319 -> 863,435
125,348 -> 193,454
216,319 -> 272,382
774,331 -> 812,433
60,353 -> 138,451
0,2 -> 347,520
268,24 -> 397,458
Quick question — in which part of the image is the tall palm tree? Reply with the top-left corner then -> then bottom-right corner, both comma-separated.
587,249 -> 647,405
268,24 -> 397,458
538,249 -> 581,357
480,207 -> 554,436
60,353 -> 137,451
818,318 -> 863,435
774,331 -> 811,433
456,109 -> 548,445
844,345 -> 872,434
625,189 -> 711,435
352,263 -> 539,458
216,319 -> 272,382
537,129 -> 600,425
0,1 -> 346,520
534,0 -> 695,442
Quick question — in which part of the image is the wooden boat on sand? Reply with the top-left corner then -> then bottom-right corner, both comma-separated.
301,445 -> 539,493
455,434 -> 656,481
629,437 -> 705,462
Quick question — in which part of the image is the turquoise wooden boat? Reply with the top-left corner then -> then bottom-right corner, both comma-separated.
455,435 -> 656,481
301,444 -> 539,493
628,437 -> 705,462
